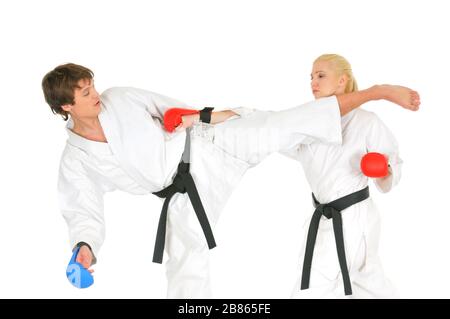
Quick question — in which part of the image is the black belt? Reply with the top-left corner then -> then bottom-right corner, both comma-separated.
300,186 -> 370,296
152,127 -> 216,264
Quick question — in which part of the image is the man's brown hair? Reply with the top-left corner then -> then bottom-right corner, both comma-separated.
42,63 -> 94,121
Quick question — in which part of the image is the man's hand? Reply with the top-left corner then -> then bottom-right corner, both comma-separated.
76,245 -> 94,273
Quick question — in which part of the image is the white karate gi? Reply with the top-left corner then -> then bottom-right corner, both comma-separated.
58,87 -> 342,298
286,108 -> 402,299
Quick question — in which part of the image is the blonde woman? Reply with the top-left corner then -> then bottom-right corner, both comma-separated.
287,54 -> 403,298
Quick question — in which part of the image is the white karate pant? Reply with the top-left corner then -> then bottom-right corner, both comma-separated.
290,199 -> 398,299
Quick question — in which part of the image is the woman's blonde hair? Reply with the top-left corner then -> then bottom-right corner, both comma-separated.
314,54 -> 358,93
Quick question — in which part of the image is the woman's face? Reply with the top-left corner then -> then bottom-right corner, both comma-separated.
310,60 -> 347,99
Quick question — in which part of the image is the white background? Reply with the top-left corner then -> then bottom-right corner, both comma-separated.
0,0 -> 449,298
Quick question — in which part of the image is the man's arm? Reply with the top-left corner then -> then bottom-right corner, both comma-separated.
59,155 -> 105,272
102,87 -> 189,119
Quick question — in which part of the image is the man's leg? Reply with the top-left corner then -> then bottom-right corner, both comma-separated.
164,134 -> 250,298
163,97 -> 341,297
338,85 -> 420,115
165,193 -> 213,298
163,99 -> 340,298
213,96 -> 342,165
213,85 -> 420,164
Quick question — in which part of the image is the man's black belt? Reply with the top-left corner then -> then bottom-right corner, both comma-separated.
152,126 -> 216,264
300,186 -> 370,295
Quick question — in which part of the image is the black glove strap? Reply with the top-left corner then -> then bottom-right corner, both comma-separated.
199,107 -> 214,123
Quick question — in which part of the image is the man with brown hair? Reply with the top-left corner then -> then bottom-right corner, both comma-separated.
42,62 -> 420,297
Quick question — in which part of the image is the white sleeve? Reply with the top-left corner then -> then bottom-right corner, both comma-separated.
58,155 -> 106,263
128,87 -> 189,119
230,107 -> 257,118
366,114 -> 403,193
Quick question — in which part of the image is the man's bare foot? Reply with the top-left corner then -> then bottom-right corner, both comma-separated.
375,85 -> 421,111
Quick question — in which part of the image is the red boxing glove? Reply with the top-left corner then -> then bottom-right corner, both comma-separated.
360,152 -> 389,178
163,108 -> 199,132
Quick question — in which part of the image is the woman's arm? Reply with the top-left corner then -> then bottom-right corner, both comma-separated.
365,113 -> 403,193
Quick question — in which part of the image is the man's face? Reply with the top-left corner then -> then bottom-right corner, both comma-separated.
62,78 -> 101,119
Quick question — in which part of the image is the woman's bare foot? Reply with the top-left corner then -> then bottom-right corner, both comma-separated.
374,85 -> 421,111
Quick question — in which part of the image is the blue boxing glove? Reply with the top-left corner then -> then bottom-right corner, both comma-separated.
66,246 -> 94,289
